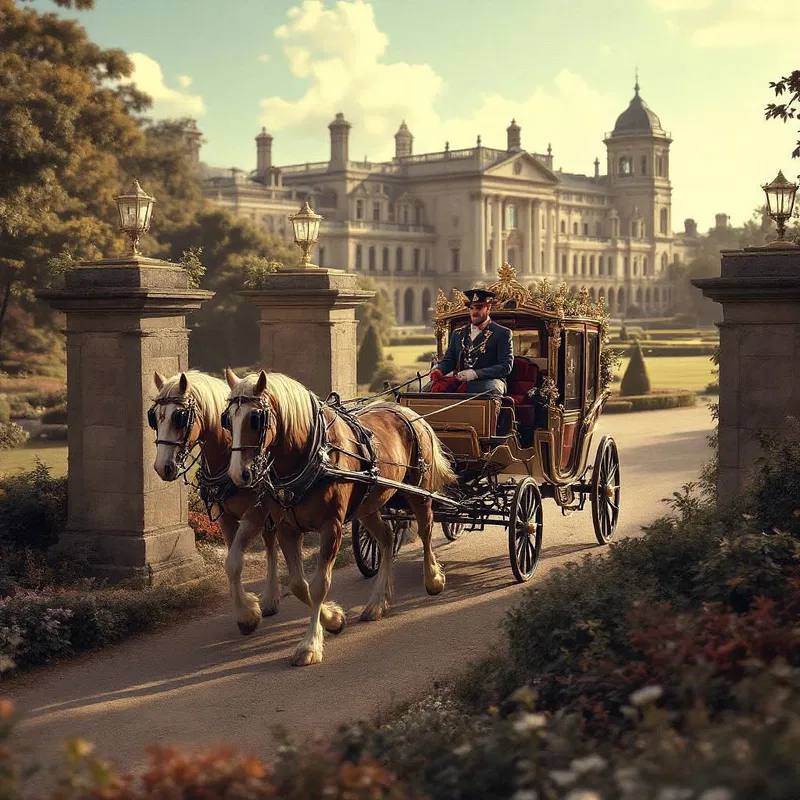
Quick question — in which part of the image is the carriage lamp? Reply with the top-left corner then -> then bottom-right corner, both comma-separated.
114,180 -> 156,257
762,170 -> 798,243
289,200 -> 324,269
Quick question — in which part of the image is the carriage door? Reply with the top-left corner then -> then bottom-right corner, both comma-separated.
558,328 -> 584,470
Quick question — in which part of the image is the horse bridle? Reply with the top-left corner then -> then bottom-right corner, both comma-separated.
221,395 -> 272,475
147,395 -> 199,475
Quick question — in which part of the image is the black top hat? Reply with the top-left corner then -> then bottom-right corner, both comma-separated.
463,288 -> 497,306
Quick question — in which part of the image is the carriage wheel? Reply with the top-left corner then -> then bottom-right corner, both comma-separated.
351,517 -> 408,579
442,521 -> 465,541
508,477 -> 543,583
591,435 -> 621,545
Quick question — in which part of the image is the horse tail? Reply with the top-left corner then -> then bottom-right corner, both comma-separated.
416,417 -> 456,492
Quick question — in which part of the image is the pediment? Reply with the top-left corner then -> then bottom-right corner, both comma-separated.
483,152 -> 559,184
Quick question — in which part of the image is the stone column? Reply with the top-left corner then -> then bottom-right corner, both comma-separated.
522,200 -> 531,275
493,195 -> 503,272
532,200 -> 542,274
38,256 -> 212,586
472,192 -> 485,276
240,266 -> 373,401
693,244 -> 800,502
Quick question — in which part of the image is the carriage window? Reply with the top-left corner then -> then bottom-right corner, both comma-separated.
515,331 -> 541,358
560,330 -> 583,411
586,332 -> 598,405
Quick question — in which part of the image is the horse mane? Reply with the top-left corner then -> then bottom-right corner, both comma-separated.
232,372 -> 314,450
156,370 -> 229,432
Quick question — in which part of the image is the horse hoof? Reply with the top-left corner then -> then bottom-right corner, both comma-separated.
261,604 -> 279,618
291,647 -> 323,666
426,573 -> 446,596
326,615 -> 346,635
360,606 -> 383,622
237,618 -> 261,636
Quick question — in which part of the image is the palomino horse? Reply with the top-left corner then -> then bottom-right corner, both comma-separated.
223,368 -> 455,666
150,370 -> 280,620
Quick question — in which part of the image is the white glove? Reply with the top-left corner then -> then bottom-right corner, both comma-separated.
456,369 -> 478,382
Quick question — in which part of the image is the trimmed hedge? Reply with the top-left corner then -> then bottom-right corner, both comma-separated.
389,335 -> 431,346
605,390 -> 696,413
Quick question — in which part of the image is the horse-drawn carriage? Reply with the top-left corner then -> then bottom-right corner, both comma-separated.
352,264 -> 621,583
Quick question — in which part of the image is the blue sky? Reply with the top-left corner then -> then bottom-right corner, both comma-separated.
36,0 -> 800,233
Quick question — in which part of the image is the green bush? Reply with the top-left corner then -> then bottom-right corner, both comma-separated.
389,335 -> 431,346
606,391 -> 696,412
619,341 -> 651,396
358,323 -> 384,386
40,403 -> 67,424
31,424 -> 67,441
0,421 -> 28,450
0,461 -> 66,550
369,361 -> 403,393
603,399 -> 633,413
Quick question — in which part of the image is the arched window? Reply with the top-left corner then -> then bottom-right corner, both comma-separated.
572,221 -> 578,235
355,244 -> 363,270
413,248 -> 420,272
642,256 -> 648,275
589,255 -> 595,276
660,208 -> 668,234
619,156 -> 632,176
656,156 -> 664,177
356,199 -> 364,220
624,256 -> 629,275
396,246 -> 404,272
640,155 -> 647,175
421,288 -> 432,323
403,288 -> 414,323
382,247 -> 390,272
561,253 -> 567,273
598,255 -> 604,275
560,219 -> 566,233
368,246 -> 376,271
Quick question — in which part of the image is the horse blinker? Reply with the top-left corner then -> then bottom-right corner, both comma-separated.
147,408 -> 157,430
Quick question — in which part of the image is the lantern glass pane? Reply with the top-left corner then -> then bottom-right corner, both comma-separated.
142,201 -> 154,229
119,200 -> 138,229
308,218 -> 320,241
295,219 -> 310,242
137,200 -> 150,228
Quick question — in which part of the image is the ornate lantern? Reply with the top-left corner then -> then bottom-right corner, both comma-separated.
114,180 -> 156,256
289,200 -> 323,269
762,170 -> 798,243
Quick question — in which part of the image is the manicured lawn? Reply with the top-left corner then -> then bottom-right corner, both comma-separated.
0,441 -> 68,477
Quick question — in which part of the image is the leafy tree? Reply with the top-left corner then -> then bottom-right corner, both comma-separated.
357,323 -> 383,386
620,341 -> 651,397
355,275 -> 395,347
161,209 -> 294,371
766,69 -> 800,160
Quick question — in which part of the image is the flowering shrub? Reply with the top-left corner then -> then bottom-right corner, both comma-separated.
188,511 -> 225,545
0,422 -> 28,451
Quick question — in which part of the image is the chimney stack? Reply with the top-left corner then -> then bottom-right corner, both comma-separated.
506,119 -> 521,152
594,157 -> 600,178
328,112 -> 351,170
256,127 -> 273,182
394,120 -> 413,158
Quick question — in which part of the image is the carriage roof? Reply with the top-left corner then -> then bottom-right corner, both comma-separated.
433,264 -> 608,331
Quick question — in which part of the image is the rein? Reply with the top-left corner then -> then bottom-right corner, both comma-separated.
148,395 -> 202,480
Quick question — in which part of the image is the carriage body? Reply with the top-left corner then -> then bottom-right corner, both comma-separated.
351,264 -> 621,584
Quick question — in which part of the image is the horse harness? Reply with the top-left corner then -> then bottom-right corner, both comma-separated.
222,391 -> 429,521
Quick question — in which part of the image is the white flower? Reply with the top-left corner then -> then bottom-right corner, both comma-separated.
550,769 -> 578,787
570,754 -> 607,774
629,685 -> 664,707
511,791 -> 538,800
512,712 -> 548,734
453,743 -> 472,756
698,789 -> 734,800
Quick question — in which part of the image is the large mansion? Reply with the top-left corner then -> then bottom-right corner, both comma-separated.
193,81 -> 702,325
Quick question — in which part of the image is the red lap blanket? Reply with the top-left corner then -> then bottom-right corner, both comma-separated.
429,372 -> 467,393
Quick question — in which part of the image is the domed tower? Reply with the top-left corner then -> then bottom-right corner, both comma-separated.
604,78 -> 673,256
394,120 -> 413,158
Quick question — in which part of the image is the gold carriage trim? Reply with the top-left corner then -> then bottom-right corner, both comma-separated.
433,263 -> 608,324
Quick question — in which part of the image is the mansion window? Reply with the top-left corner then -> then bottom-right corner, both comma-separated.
368,246 -> 376,271
382,247 -> 390,272
640,156 -> 647,175
619,156 -> 632,176
660,208 -> 668,234
355,244 -> 363,270
506,204 -> 518,230
451,248 -> 460,273
396,246 -> 404,271
416,205 -> 424,225
661,252 -> 668,270
401,205 -> 409,224
572,221 -> 578,235
572,254 -> 578,274
561,253 -> 567,273
581,255 -> 586,275
356,199 -> 364,220
413,247 -> 420,272
633,257 -> 638,276
643,256 -> 649,275
595,222 -> 602,237
583,222 -> 589,236
657,155 -> 664,176
589,255 -> 595,276
598,255 -> 604,275
560,219 -> 566,233
373,201 -> 381,221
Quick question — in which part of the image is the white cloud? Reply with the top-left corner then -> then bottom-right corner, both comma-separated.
651,0 -> 800,47
260,0 -> 617,171
257,53 -> 271,63
177,74 -> 192,88
128,53 -> 205,116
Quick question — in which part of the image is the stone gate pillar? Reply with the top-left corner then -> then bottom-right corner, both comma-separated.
38,255 -> 212,585
240,266 -> 373,401
693,244 -> 800,502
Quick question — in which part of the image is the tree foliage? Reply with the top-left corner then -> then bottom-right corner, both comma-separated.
357,323 -> 383,386
766,69 -> 800,160
355,275 -> 395,347
620,340 -> 651,397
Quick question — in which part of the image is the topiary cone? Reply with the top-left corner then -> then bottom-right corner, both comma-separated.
620,340 -> 651,396
357,322 -> 383,386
